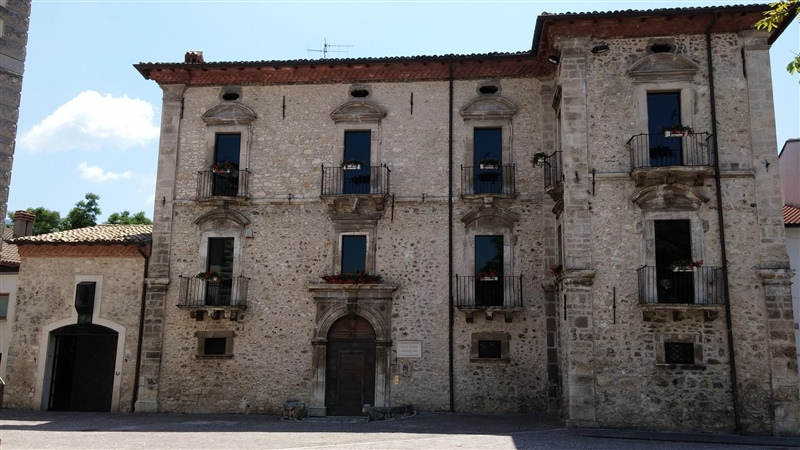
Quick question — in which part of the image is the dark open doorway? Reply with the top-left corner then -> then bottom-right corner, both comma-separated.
48,324 -> 118,411
325,315 -> 376,415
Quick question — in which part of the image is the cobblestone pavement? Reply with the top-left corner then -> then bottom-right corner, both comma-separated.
1,410 -> 799,449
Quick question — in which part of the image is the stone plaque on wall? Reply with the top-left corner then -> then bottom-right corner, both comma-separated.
397,341 -> 422,358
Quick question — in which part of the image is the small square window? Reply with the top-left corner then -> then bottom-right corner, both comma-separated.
478,340 -> 502,359
204,337 -> 227,355
470,332 -> 510,362
664,342 -> 694,365
0,294 -> 9,320
195,331 -> 235,358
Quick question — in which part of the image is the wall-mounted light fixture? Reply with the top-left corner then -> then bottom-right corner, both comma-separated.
591,44 -> 610,54
547,55 -> 560,65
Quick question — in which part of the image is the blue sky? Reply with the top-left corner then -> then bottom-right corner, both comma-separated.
10,1 -> 800,221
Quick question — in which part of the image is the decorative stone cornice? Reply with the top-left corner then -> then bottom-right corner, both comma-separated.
460,96 -> 517,121
627,53 -> 699,83
194,209 -> 251,229
201,103 -> 257,125
630,184 -> 710,211
560,269 -> 596,286
461,205 -> 520,228
330,100 -> 386,123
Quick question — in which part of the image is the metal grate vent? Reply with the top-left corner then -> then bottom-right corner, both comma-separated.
664,342 -> 694,364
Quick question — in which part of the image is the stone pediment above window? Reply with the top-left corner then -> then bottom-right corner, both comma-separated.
461,204 -> 519,229
194,209 -> 250,229
627,54 -> 699,83
330,100 -> 386,124
202,104 -> 257,125
630,184 -> 709,211
460,96 -> 517,121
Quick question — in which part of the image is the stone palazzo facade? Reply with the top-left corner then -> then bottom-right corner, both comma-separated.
128,5 -> 798,434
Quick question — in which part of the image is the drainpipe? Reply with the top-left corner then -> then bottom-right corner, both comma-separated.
448,60 -> 455,413
131,243 -> 150,412
706,11 -> 741,433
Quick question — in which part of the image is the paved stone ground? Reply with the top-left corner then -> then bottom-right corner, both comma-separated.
1,410 -> 799,449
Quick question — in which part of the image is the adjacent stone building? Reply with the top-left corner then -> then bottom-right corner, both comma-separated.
4,3 -> 790,434
3,224 -> 151,411
781,138 -> 800,384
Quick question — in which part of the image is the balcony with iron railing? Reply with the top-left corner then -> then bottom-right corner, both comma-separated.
197,169 -> 250,200
627,132 -> 714,187
636,265 -> 723,306
460,165 -> 516,198
177,276 -> 250,320
320,164 -> 391,196
537,152 -> 563,202
454,275 -> 523,322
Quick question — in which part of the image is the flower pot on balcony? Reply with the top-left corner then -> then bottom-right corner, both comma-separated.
664,130 -> 690,138
479,276 -> 498,281
479,163 -> 499,170
343,164 -> 361,171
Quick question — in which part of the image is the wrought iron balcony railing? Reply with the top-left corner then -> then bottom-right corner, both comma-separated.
454,275 -> 523,309
197,169 -> 250,199
636,266 -> 723,305
541,151 -> 563,189
460,165 -> 516,197
627,132 -> 714,169
320,164 -> 391,196
177,276 -> 250,307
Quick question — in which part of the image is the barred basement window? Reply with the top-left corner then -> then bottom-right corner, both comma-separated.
478,340 -> 502,359
664,342 -> 694,365
195,330 -> 235,358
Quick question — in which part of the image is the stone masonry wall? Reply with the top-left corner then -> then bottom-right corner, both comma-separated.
4,254 -> 145,411
154,77 -> 550,414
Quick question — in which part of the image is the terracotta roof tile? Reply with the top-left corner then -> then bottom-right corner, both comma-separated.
1,228 -> 20,266
786,205 -> 800,226
10,224 -> 153,246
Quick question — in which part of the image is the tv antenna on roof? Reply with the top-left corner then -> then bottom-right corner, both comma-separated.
306,38 -> 353,59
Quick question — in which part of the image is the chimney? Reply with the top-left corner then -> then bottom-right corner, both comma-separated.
13,210 -> 36,238
185,51 -> 204,64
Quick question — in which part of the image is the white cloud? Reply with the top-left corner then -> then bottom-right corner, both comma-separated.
77,162 -> 133,183
20,90 -> 160,153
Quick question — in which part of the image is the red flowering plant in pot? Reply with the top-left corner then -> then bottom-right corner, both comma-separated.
477,269 -> 499,281
196,270 -> 226,282
211,161 -> 235,175
668,259 -> 703,272
321,271 -> 383,285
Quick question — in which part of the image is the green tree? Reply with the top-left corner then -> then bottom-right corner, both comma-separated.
756,0 -> 800,77
60,193 -> 101,230
105,210 -> 152,225
7,207 -> 63,235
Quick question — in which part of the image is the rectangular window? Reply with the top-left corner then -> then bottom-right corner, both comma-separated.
343,131 -> 371,194
195,331 -> 235,358
475,235 -> 503,307
206,237 -> 234,306
474,128 -> 502,194
654,220 -> 694,304
341,235 -> 367,274
478,340 -> 502,359
647,92 -> 682,166
664,342 -> 695,365
213,133 -> 241,196
204,337 -> 227,355
0,294 -> 8,320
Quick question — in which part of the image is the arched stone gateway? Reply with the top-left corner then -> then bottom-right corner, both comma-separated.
325,315 -> 376,415
307,283 -> 395,417
44,324 -> 118,411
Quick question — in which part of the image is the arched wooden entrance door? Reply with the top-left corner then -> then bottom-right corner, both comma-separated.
47,324 -> 118,411
325,315 -> 376,415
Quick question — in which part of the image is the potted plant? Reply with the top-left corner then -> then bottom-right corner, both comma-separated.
211,161 -> 235,175
341,159 -> 363,170
531,152 -> 548,167
321,272 -> 383,285
196,270 -> 225,282
550,264 -> 563,278
478,158 -> 501,170
477,269 -> 498,281
668,259 -> 703,272
662,125 -> 693,138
